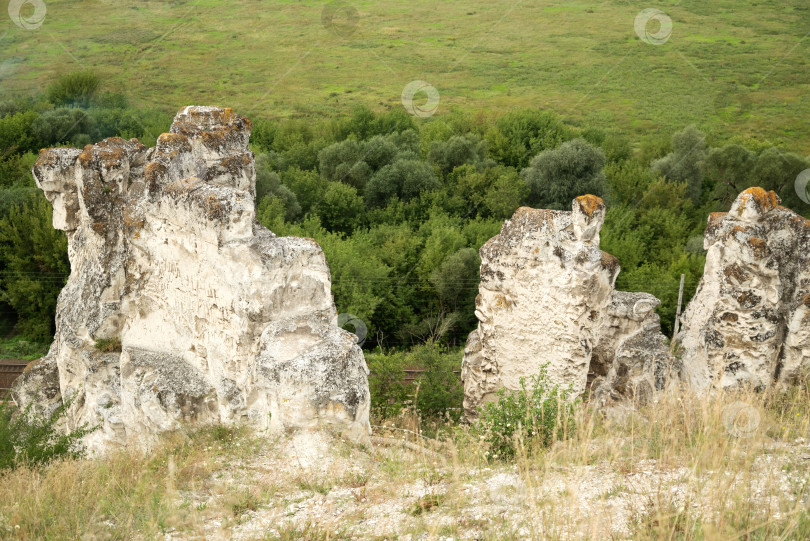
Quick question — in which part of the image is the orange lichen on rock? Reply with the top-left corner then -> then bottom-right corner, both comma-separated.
574,194 -> 605,218
736,187 -> 780,215
600,251 -> 620,274
34,148 -> 61,168
157,132 -> 191,148
747,237 -> 769,259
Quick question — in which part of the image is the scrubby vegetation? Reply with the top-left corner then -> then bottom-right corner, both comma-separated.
2,71 -> 809,359
476,365 -> 577,459
0,379 -> 808,538
0,397 -> 93,471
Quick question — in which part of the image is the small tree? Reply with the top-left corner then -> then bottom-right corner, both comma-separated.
521,138 -> 607,209
0,194 -> 69,340
364,158 -> 440,207
652,125 -> 707,204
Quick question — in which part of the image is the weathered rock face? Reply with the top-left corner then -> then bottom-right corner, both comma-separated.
590,291 -> 675,406
677,188 -> 810,391
13,106 -> 371,451
461,196 -> 673,417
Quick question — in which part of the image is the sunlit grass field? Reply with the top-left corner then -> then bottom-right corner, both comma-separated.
2,0 -> 809,152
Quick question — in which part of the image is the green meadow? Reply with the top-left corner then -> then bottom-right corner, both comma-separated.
2,0 -> 809,152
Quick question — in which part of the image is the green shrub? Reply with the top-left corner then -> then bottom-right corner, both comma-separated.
476,364 -> 577,459
46,70 -> 101,107
366,348 -> 410,419
0,396 -> 94,470
521,138 -> 607,210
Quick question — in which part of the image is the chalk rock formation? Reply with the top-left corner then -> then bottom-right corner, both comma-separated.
589,291 -> 675,406
461,196 -> 673,417
677,188 -> 810,391
13,106 -> 371,451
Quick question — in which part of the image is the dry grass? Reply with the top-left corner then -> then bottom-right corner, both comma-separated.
0,386 -> 808,539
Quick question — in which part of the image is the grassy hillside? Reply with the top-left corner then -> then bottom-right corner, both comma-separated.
2,0 -> 809,153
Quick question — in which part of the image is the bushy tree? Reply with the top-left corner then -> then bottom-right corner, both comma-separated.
652,125 -> 707,204
483,166 -> 528,219
30,108 -> 95,148
521,138 -> 607,209
254,153 -> 300,221
704,144 -> 756,206
0,194 -> 69,340
428,134 -> 491,177
429,247 -> 480,329
314,182 -> 365,233
605,160 -> 656,206
487,109 -> 573,168
364,158 -> 440,207
361,135 -> 400,170
0,111 -> 37,155
318,139 -> 363,184
281,167 -> 324,214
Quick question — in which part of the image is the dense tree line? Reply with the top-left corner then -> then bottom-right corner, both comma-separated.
1,72 -> 808,347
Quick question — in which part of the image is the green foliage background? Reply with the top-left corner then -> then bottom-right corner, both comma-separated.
1,72 -> 808,419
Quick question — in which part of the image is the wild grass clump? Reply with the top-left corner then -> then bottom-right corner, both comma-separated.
93,337 -> 122,352
476,364 -> 577,460
46,70 -> 101,107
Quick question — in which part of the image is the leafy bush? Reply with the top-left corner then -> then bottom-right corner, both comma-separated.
0,396 -> 94,470
364,158 -> 440,207
521,138 -> 607,209
476,364 -> 577,459
652,125 -> 707,204
46,70 -> 101,107
487,109 -> 573,168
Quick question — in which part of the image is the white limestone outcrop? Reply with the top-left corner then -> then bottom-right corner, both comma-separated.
13,106 -> 371,451
677,187 -> 810,391
461,196 -> 673,417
